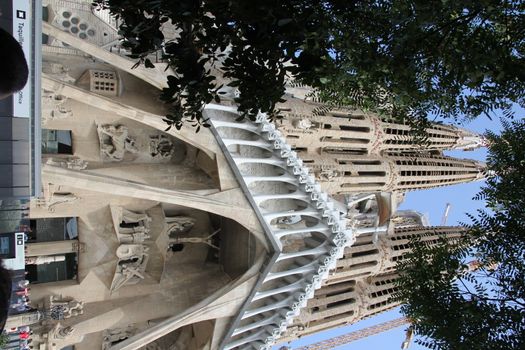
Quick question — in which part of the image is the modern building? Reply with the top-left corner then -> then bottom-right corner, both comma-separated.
0,1 -> 486,350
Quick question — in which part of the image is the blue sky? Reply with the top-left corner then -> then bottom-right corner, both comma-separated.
281,114 -> 506,350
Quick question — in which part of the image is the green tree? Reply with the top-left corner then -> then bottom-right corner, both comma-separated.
395,118 -> 525,350
0,331 -> 9,348
93,0 -> 525,130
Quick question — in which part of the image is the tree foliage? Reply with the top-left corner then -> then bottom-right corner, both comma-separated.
93,0 -> 525,130
0,332 -> 9,347
395,119 -> 525,350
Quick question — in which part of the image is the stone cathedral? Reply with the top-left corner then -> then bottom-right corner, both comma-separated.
2,2 -> 486,350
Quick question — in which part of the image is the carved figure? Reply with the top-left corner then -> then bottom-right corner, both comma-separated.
149,135 -> 174,159
169,228 -> 221,250
165,216 -> 196,236
111,245 -> 149,293
318,169 -> 341,181
102,326 -> 135,350
116,208 -> 151,243
42,62 -> 76,83
56,325 -> 74,339
48,295 -> 84,319
118,230 -> 150,244
121,208 -> 152,225
42,90 -> 73,122
46,157 -> 88,170
293,118 -> 313,130
37,192 -> 79,212
98,124 -> 138,161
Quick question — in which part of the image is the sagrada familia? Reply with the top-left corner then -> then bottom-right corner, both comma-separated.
1,1 -> 485,350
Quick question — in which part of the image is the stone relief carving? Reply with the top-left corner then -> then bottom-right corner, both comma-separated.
149,135 -> 174,159
42,90 -> 73,122
54,325 -> 74,340
46,295 -> 84,320
165,216 -> 196,236
293,118 -> 313,130
118,227 -> 150,244
97,124 -> 138,162
42,62 -> 76,83
317,168 -> 341,181
110,244 -> 149,293
114,207 -> 152,244
46,157 -> 88,170
36,191 -> 79,213
102,326 -> 136,350
168,228 -> 221,251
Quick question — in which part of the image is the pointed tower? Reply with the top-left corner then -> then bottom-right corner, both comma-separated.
278,98 -> 485,155
278,225 -> 466,342
299,152 -> 485,195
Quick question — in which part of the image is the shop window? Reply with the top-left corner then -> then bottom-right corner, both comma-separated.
28,217 -> 78,243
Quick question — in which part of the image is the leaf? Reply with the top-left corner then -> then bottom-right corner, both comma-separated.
277,18 -> 293,27
144,58 -> 155,68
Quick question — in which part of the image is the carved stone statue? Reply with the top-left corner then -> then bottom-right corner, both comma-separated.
121,208 -> 152,225
149,135 -> 174,159
36,192 -> 79,212
110,245 -> 150,293
118,229 -> 150,244
47,295 -> 84,319
317,168 -> 341,181
169,228 -> 221,250
48,322 -> 75,341
46,157 -> 88,170
42,62 -> 76,83
116,244 -> 149,260
115,208 -> 152,244
293,118 -> 313,130
98,124 -> 139,161
165,216 -> 196,236
56,325 -> 74,339
102,326 -> 135,350
42,90 -> 73,122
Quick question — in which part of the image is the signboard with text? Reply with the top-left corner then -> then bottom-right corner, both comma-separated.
0,0 -> 32,118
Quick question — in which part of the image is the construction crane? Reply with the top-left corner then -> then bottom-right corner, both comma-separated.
287,317 -> 412,350
441,203 -> 452,226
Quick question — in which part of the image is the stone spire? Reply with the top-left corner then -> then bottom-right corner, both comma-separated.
277,98 -> 485,154
278,225 -> 466,342
297,152 -> 486,195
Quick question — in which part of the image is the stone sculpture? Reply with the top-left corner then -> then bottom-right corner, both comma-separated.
42,62 -> 76,83
36,192 -> 79,213
317,168 -> 341,181
110,245 -> 149,293
98,124 -> 138,161
168,228 -> 221,251
293,118 -> 313,130
165,216 -> 196,236
46,157 -> 88,170
149,135 -> 174,159
115,207 -> 152,244
47,295 -> 84,319
56,325 -> 74,339
42,90 -> 73,122
102,326 -> 135,350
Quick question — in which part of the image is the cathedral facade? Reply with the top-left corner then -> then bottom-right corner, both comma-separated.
1,2 -> 485,350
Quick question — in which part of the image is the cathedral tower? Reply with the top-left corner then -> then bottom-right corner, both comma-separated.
279,225 -> 466,342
